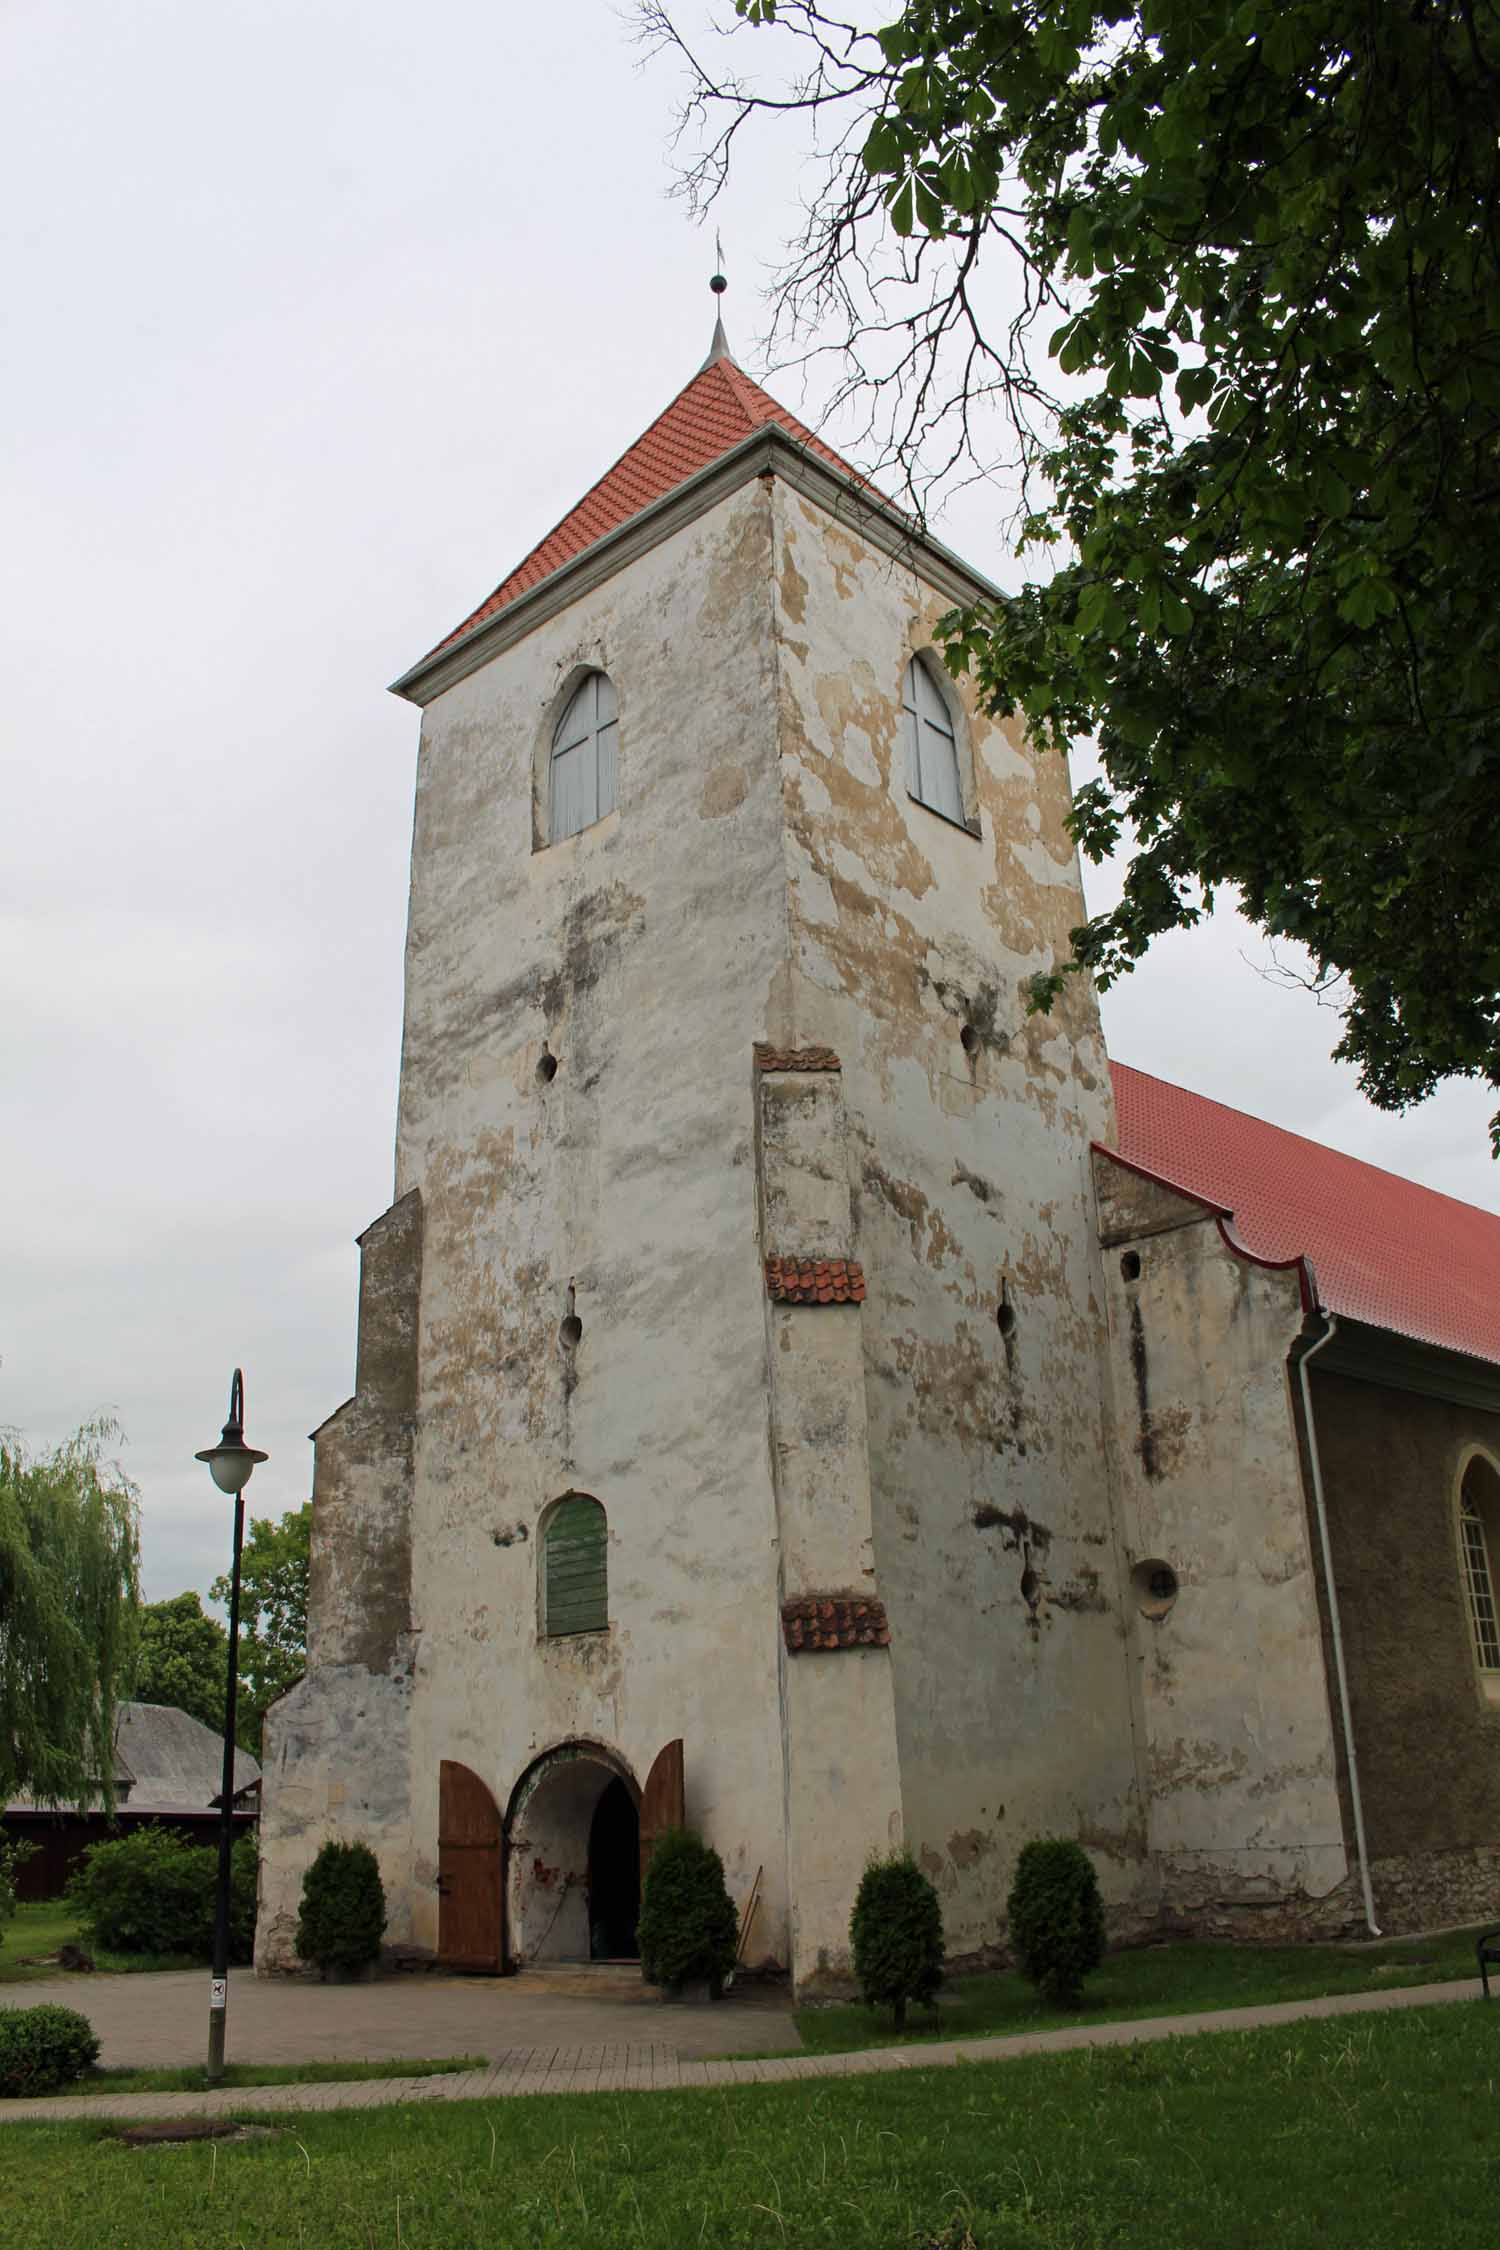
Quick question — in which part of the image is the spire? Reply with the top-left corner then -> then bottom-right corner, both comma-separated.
701,236 -> 732,369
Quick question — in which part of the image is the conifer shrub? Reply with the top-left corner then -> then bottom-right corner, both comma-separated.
66,1828 -> 257,1962
849,1852 -> 944,2029
295,1840 -> 387,1977
1006,1838 -> 1106,2008
636,1829 -> 739,1997
0,2004 -> 100,2096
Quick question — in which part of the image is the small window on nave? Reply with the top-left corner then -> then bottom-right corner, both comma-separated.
550,672 -> 618,844
542,1494 -> 608,1637
1460,1456 -> 1500,1692
902,654 -> 971,832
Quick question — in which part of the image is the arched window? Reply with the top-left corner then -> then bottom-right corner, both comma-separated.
542,1494 -> 608,1637
1460,1457 -> 1500,1681
550,672 -> 618,843
902,654 -> 967,829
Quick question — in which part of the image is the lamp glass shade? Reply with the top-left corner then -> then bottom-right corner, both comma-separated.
208,1448 -> 256,1494
195,1439 -> 268,1494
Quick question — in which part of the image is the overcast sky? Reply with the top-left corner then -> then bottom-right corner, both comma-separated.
4,0 -> 1493,1604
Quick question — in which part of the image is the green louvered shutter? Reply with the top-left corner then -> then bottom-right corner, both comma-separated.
544,1496 -> 608,1636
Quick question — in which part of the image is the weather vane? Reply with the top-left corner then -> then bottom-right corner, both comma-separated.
711,232 -> 727,297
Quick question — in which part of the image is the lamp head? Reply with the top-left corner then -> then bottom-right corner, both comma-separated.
195,1368 -> 268,1495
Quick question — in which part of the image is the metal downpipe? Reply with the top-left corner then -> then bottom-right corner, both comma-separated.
1297,1309 -> 1381,1937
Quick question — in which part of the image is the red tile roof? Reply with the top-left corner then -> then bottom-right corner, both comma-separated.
766,1256 -> 867,1306
782,1596 -> 891,1653
424,354 -> 863,664
754,1043 -> 842,1073
1107,1061 -> 1500,1367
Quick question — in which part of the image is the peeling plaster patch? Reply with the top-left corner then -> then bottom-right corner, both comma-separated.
796,866 -> 839,929
952,1162 -> 997,1206
700,765 -> 749,817
947,1828 -> 993,1871
843,725 -> 881,788
861,1160 -> 961,1269
779,538 -> 809,626
1050,1567 -> 1109,1614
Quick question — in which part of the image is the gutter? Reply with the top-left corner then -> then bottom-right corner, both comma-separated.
1296,1300 -> 1381,1936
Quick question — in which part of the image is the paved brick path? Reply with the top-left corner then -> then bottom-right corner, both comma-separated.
0,1975 -> 1479,2126
0,1962 -> 794,2072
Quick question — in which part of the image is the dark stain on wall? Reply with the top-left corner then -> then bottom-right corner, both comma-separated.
972,1503 -> 1052,1552
1129,1298 -> 1161,1480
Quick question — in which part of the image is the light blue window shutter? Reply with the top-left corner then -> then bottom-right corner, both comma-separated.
908,657 -> 965,825
902,663 -> 923,798
596,672 -> 618,817
550,673 -> 617,841
544,1496 -> 608,1635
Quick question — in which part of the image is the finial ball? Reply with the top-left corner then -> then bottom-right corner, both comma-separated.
710,271 -> 728,296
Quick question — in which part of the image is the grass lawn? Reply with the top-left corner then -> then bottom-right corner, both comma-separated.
0,2001 -> 1495,2245
786,1923 -> 1488,2055
43,2056 -> 488,2099
1,1901 -> 199,1982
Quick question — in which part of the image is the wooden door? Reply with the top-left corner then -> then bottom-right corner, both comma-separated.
438,1759 -> 504,1973
638,1738 -> 684,1891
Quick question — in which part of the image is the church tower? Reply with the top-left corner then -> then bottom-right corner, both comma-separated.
255,315 -> 1150,1989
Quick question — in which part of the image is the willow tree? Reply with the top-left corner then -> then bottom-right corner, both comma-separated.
0,1419 -> 141,1808
647,0 -> 1500,1145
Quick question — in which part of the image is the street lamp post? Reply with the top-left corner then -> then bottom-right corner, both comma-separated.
196,1368 -> 267,2086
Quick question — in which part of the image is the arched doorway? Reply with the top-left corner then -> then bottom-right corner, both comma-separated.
588,1777 -> 641,1959
506,1743 -> 640,1964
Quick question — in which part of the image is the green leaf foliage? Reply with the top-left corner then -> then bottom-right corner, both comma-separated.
295,1839 -> 386,1976
1006,1837 -> 1106,2007
211,1502 -> 310,1759
849,1851 -> 944,2029
67,1827 -> 256,1964
0,1420 -> 140,1810
0,1838 -> 36,1926
134,1592 -> 228,1735
0,2004 -> 100,2097
702,0 -> 1500,1146
636,1828 -> 739,1995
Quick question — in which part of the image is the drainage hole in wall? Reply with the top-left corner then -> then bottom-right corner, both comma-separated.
536,1046 -> 559,1085
997,1300 -> 1016,1338
1020,1564 -> 1040,1606
1120,1249 -> 1142,1282
1131,1558 -> 1178,1620
559,1314 -> 583,1349
960,1023 -> 978,1055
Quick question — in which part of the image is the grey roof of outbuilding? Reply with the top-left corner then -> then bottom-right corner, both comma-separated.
3,1701 -> 260,1817
114,1702 -> 260,1813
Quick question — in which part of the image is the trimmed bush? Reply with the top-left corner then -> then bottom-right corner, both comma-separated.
295,1840 -> 386,1976
66,1828 -> 257,1963
1006,1837 -> 1106,2008
636,1829 -> 739,1997
849,1852 -> 943,2029
0,2004 -> 100,2096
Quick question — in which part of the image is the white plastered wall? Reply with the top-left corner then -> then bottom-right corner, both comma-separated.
1093,1155 -> 1350,1916
765,481 -> 1151,1956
